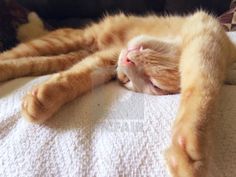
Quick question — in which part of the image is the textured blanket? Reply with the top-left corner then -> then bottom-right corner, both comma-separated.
1,33 -> 236,177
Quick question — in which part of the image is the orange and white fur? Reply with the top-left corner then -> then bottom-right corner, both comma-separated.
0,11 -> 236,177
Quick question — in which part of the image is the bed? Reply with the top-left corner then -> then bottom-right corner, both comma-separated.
0,33 -> 236,177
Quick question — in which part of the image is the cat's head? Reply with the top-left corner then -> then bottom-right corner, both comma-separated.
117,35 -> 181,95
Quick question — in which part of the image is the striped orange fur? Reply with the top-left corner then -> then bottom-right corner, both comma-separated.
1,11 -> 236,177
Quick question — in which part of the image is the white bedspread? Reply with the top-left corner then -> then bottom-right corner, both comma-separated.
1,33 -> 236,177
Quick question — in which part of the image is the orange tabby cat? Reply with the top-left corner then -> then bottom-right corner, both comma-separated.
0,11 -> 235,177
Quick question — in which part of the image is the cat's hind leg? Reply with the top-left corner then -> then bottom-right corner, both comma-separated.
0,50 -> 90,82
0,28 -> 95,60
165,12 -> 229,177
21,47 -> 120,123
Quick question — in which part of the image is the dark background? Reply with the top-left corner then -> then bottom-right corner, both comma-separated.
16,0 -> 231,27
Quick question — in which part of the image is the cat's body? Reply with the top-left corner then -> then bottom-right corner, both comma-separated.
0,11 -> 235,177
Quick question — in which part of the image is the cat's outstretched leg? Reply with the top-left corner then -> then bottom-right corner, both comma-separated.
0,28 -> 95,60
21,47 -> 119,123
165,13 -> 230,177
0,50 -> 90,82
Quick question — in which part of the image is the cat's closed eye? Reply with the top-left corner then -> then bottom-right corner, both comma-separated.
117,35 -> 180,95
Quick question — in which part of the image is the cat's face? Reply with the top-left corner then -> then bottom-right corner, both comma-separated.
117,35 -> 181,95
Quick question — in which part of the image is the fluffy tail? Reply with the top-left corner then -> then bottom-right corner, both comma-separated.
17,12 -> 49,42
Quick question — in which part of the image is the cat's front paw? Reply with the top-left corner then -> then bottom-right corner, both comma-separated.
165,119 -> 207,177
21,82 -> 66,123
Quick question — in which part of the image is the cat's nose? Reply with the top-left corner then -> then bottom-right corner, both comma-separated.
122,46 -> 143,66
123,56 -> 135,66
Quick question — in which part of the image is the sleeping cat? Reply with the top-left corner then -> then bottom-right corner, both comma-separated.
0,11 -> 235,177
